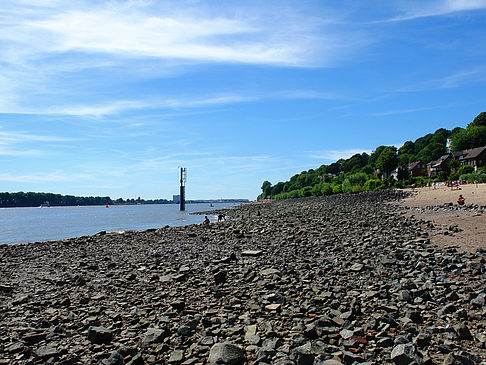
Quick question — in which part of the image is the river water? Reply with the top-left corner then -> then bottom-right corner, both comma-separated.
0,203 -> 236,245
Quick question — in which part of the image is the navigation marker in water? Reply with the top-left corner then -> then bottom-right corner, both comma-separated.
180,167 -> 187,211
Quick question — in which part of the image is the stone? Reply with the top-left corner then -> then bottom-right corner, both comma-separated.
35,346 -> 58,359
390,343 -> 416,365
105,351 -> 124,365
260,268 -> 281,276
142,328 -> 167,346
442,353 -> 475,365
349,263 -> 364,272
454,323 -> 473,341
265,303 -> 282,311
87,326 -> 113,344
214,270 -> 227,285
208,343 -> 246,365
5,342 -> 24,354
168,350 -> 184,363
241,250 -> 263,256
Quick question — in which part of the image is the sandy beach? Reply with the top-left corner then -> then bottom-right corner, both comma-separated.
399,183 -> 486,253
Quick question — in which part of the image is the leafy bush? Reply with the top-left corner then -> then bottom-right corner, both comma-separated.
332,184 -> 342,194
449,172 -> 460,181
374,183 -> 386,191
477,166 -> 486,174
459,173 -> 486,183
288,190 -> 299,199
321,183 -> 333,196
342,173 -> 368,193
363,179 -> 382,191
311,184 -> 322,196
437,171 -> 449,181
459,173 -> 476,183
299,186 -> 313,197
458,165 -> 475,175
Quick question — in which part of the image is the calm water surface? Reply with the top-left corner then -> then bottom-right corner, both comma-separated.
0,203 -> 236,245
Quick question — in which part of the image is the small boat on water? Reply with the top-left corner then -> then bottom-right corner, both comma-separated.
39,201 -> 50,208
209,203 -> 214,207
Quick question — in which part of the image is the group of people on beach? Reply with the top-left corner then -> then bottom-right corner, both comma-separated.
202,214 -> 226,225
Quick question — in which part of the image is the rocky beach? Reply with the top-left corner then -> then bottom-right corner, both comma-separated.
1,190 -> 486,364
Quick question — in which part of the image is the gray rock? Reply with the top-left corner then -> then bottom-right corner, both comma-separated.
168,349 -> 184,363
349,263 -> 364,272
241,250 -> 263,256
35,346 -> 58,359
87,326 -> 113,344
142,328 -> 167,346
105,351 -> 124,365
470,293 -> 486,307
390,343 -> 417,365
214,270 -> 227,285
454,323 -> 473,341
442,353 -> 475,365
208,343 -> 246,365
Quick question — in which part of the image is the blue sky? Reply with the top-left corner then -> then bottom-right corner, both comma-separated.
0,0 -> 485,200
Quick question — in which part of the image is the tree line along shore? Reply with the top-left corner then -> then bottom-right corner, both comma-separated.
259,112 -> 486,201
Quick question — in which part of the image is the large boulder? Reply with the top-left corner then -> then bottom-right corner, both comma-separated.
87,326 -> 113,344
208,343 -> 246,365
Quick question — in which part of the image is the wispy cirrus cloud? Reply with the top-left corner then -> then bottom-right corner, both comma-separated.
0,1 -> 350,68
0,170 -> 92,183
0,90 -> 344,117
0,130 -> 74,156
0,130 -> 72,143
381,0 -> 486,22
307,149 -> 372,162
397,64 -> 486,92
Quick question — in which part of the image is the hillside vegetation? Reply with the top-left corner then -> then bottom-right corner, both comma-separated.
258,112 -> 486,200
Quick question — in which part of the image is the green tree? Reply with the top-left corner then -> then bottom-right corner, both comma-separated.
457,165 -> 474,175
471,112 -> 486,127
369,146 -> 386,166
448,159 -> 459,172
261,181 -> 272,198
375,147 -> 398,175
451,126 -> 486,151
271,182 -> 285,196
361,164 -> 374,174
398,141 -> 415,155
397,153 -> 414,166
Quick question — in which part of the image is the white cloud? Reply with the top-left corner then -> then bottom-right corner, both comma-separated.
308,149 -> 372,162
0,1 -> 340,67
397,64 -> 486,91
0,90 -> 344,117
0,170 -> 91,183
0,130 -> 74,156
0,148 -> 41,156
383,0 -> 486,22
0,131 -> 72,143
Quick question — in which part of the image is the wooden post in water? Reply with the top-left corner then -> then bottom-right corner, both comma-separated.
180,167 -> 186,211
